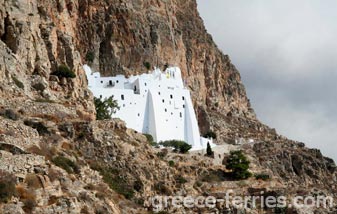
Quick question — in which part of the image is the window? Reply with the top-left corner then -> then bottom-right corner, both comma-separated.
183,105 -> 185,108
170,95 -> 173,99
100,95 -> 102,99
171,112 -> 173,115
101,81 -> 103,84
145,83 -> 147,86
180,112 -> 182,118
134,86 -> 137,91
165,108 -> 167,112
182,96 -> 185,100
162,99 -> 165,103
123,104 -> 125,107
116,80 -> 119,83
138,113 -> 140,117
158,92 -> 161,95
109,80 -> 113,86
121,94 -> 124,100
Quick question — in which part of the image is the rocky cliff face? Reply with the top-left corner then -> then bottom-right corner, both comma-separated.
0,0 -> 336,213
76,0 -> 255,131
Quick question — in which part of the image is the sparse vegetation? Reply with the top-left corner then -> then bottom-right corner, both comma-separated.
143,61 -> 151,70
144,134 -> 157,146
52,156 -> 80,174
226,150 -> 252,180
11,75 -> 24,89
94,96 -> 119,120
0,170 -> 17,203
255,173 -> 270,181
90,164 -> 134,199
25,174 -> 42,189
159,140 -> 192,154
16,184 -> 37,213
200,169 -> 227,183
85,51 -> 95,63
175,175 -> 187,184
51,65 -> 76,78
168,160 -> 175,167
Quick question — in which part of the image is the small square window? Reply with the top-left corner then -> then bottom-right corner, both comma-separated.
162,99 -> 165,103
182,96 -> 185,100
170,95 -> 173,99
121,95 -> 124,100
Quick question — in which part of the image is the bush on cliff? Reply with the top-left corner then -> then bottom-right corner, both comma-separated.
51,65 -> 76,78
226,150 -> 252,180
94,96 -> 119,120
0,170 -> 17,203
159,140 -> 192,154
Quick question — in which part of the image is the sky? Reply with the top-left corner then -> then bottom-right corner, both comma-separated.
197,0 -> 337,161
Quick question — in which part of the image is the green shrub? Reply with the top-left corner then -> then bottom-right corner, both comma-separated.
254,174 -> 270,181
85,52 -> 95,63
51,65 -> 76,78
91,165 -> 134,199
204,131 -> 217,139
226,150 -> 252,180
168,160 -> 175,167
159,140 -> 192,154
144,134 -> 157,146
206,142 -> 214,157
175,175 -> 187,184
143,61 -> 151,70
0,170 -> 17,203
52,156 -> 80,174
12,75 -> 24,89
94,96 -> 119,120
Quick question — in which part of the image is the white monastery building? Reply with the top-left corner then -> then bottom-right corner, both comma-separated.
84,65 -> 214,150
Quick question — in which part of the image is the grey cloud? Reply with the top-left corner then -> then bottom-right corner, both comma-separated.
197,0 -> 337,160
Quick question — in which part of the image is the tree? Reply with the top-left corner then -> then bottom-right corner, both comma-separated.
226,150 -> 252,179
206,142 -> 214,157
94,96 -> 119,120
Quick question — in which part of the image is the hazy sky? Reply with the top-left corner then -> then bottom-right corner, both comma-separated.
197,0 -> 337,161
